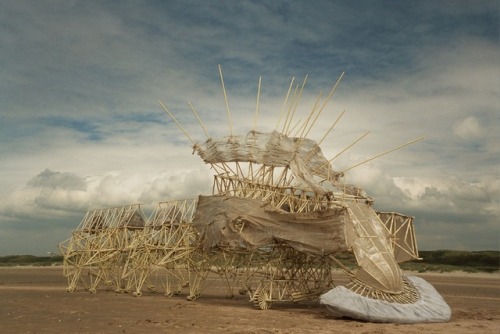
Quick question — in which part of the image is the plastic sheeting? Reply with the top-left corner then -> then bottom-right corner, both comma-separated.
192,195 -> 349,255
346,202 -> 403,293
193,195 -> 408,294
320,275 -> 452,323
192,130 -> 413,295
193,131 -> 338,194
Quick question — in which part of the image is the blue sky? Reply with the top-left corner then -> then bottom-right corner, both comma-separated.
0,0 -> 498,255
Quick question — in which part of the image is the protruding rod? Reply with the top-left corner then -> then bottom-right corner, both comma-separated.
253,76 -> 262,132
303,71 -> 345,138
295,90 -> 323,138
158,100 -> 195,145
285,74 -> 308,134
282,83 -> 299,133
341,136 -> 424,173
322,71 -> 345,109
318,110 -> 345,146
329,130 -> 370,163
287,118 -> 302,136
306,110 -> 346,159
188,102 -> 210,138
218,64 -> 233,136
276,77 -> 295,131
311,131 -> 370,175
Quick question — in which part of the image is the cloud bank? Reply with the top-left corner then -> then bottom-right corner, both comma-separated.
0,1 -> 498,254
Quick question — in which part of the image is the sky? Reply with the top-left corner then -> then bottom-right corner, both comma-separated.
0,0 -> 498,255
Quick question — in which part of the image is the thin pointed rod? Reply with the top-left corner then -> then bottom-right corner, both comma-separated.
282,83 -> 299,133
158,100 -> 195,145
306,110 -> 346,160
318,110 -> 345,145
341,137 -> 424,174
287,118 -> 302,136
285,74 -> 308,134
218,64 -> 233,136
296,90 -> 323,138
276,77 -> 295,131
188,102 -> 210,138
311,131 -> 370,176
253,76 -> 262,132
303,71 -> 345,139
329,131 -> 370,163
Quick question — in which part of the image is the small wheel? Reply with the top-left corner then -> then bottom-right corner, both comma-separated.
88,288 -> 96,294
132,291 -> 142,297
254,291 -> 272,310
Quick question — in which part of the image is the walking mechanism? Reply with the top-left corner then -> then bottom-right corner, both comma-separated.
60,67 -> 450,323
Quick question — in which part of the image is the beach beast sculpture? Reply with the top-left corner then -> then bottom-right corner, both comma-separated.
59,68 -> 451,323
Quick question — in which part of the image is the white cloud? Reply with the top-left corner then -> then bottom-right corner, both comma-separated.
1,167 -> 212,221
393,177 -> 452,203
391,173 -> 499,214
453,116 -> 482,139
0,1 -> 498,254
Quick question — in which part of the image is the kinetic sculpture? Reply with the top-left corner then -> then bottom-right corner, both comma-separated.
59,66 -> 451,323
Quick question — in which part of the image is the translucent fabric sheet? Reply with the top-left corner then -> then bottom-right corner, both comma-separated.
193,195 -> 349,255
193,131 -> 338,193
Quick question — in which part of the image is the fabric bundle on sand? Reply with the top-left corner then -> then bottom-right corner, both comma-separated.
320,275 -> 451,323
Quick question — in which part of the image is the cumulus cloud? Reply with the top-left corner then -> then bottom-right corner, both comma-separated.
1,167 -> 212,221
27,169 -> 87,191
452,116 -> 482,139
392,175 -> 496,214
0,1 -> 498,254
